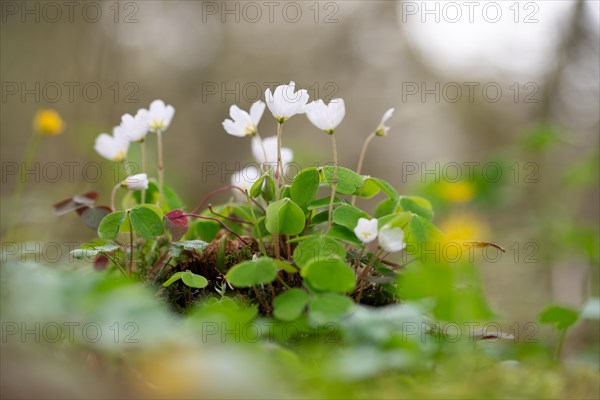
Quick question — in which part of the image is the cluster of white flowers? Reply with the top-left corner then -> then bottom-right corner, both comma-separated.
224,81 -> 394,193
95,100 -> 174,161
354,217 -> 406,253
94,100 -> 175,191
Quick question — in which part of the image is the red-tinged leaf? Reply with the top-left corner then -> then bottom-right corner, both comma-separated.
93,254 -> 109,271
53,191 -> 98,216
80,206 -> 112,230
165,209 -> 188,241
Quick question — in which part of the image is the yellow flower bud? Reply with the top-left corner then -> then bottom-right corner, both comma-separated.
33,109 -> 65,136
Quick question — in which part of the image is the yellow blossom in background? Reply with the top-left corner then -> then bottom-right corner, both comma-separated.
439,211 -> 490,242
438,181 -> 475,203
33,109 -> 64,136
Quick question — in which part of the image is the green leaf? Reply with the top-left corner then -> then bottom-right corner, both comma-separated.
333,204 -> 369,231
97,211 -> 127,240
293,236 -> 346,269
309,293 -> 355,324
71,243 -> 120,260
308,196 -> 343,210
194,219 -> 221,242
163,184 -> 184,211
250,174 -> 266,198
226,257 -> 279,287
181,272 -> 209,289
405,215 -> 445,259
129,206 -> 164,238
265,198 -> 306,236
539,305 -> 580,330
321,166 -> 364,195
291,168 -> 320,209
163,271 -> 186,287
399,196 -> 434,220
326,225 -> 362,247
273,289 -> 309,321
302,258 -> 356,293
352,177 -> 380,198
371,177 -> 399,199
374,198 -> 398,218
262,174 -> 276,201
171,240 -> 209,257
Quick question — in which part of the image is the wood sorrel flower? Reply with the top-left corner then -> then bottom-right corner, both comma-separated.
252,136 -> 293,167
121,173 -> 149,191
354,218 -> 378,244
306,98 -> 345,134
120,110 -> 150,142
374,108 -> 394,137
139,99 -> 175,133
94,127 -> 130,162
264,81 -> 310,123
222,100 -> 265,137
378,224 -> 406,252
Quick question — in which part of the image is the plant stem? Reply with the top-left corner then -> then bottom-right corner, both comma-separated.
179,213 -> 249,244
255,133 -> 269,173
352,132 -> 375,206
192,185 -> 265,214
6,133 -> 41,241
356,249 -> 382,302
140,140 -> 147,204
157,130 -> 165,207
127,210 -> 134,275
277,275 -> 292,290
110,183 -> 121,211
555,329 -> 567,361
276,122 -> 284,195
101,251 -> 128,279
246,195 -> 268,257
327,133 -> 338,230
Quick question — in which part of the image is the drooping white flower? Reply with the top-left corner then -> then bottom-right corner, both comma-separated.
231,166 -> 261,202
354,218 -> 378,244
264,81 -> 310,123
94,127 -> 130,162
306,98 -> 345,134
222,100 -> 265,137
139,99 -> 175,133
120,110 -> 150,142
122,173 -> 149,191
375,108 -> 394,137
251,136 -> 293,167
378,224 -> 406,252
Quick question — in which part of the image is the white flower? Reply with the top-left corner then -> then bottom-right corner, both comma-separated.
94,127 -> 130,162
375,108 -> 394,137
140,99 -> 175,133
231,166 -> 261,202
251,136 -> 293,167
120,110 -> 150,142
306,98 -> 345,134
378,224 -> 406,252
122,173 -> 149,191
222,100 -> 265,137
264,81 -> 310,123
354,218 -> 378,244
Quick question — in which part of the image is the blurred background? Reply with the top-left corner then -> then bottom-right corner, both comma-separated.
1,0 -> 599,363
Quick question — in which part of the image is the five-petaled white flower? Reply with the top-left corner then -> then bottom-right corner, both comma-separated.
354,218 -> 378,244
264,81 -> 310,123
251,136 -> 293,168
120,110 -> 150,142
94,127 -> 130,162
122,173 -> 149,191
378,224 -> 406,252
231,166 -> 261,202
140,99 -> 175,133
375,108 -> 394,137
306,98 -> 345,134
222,100 -> 266,137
